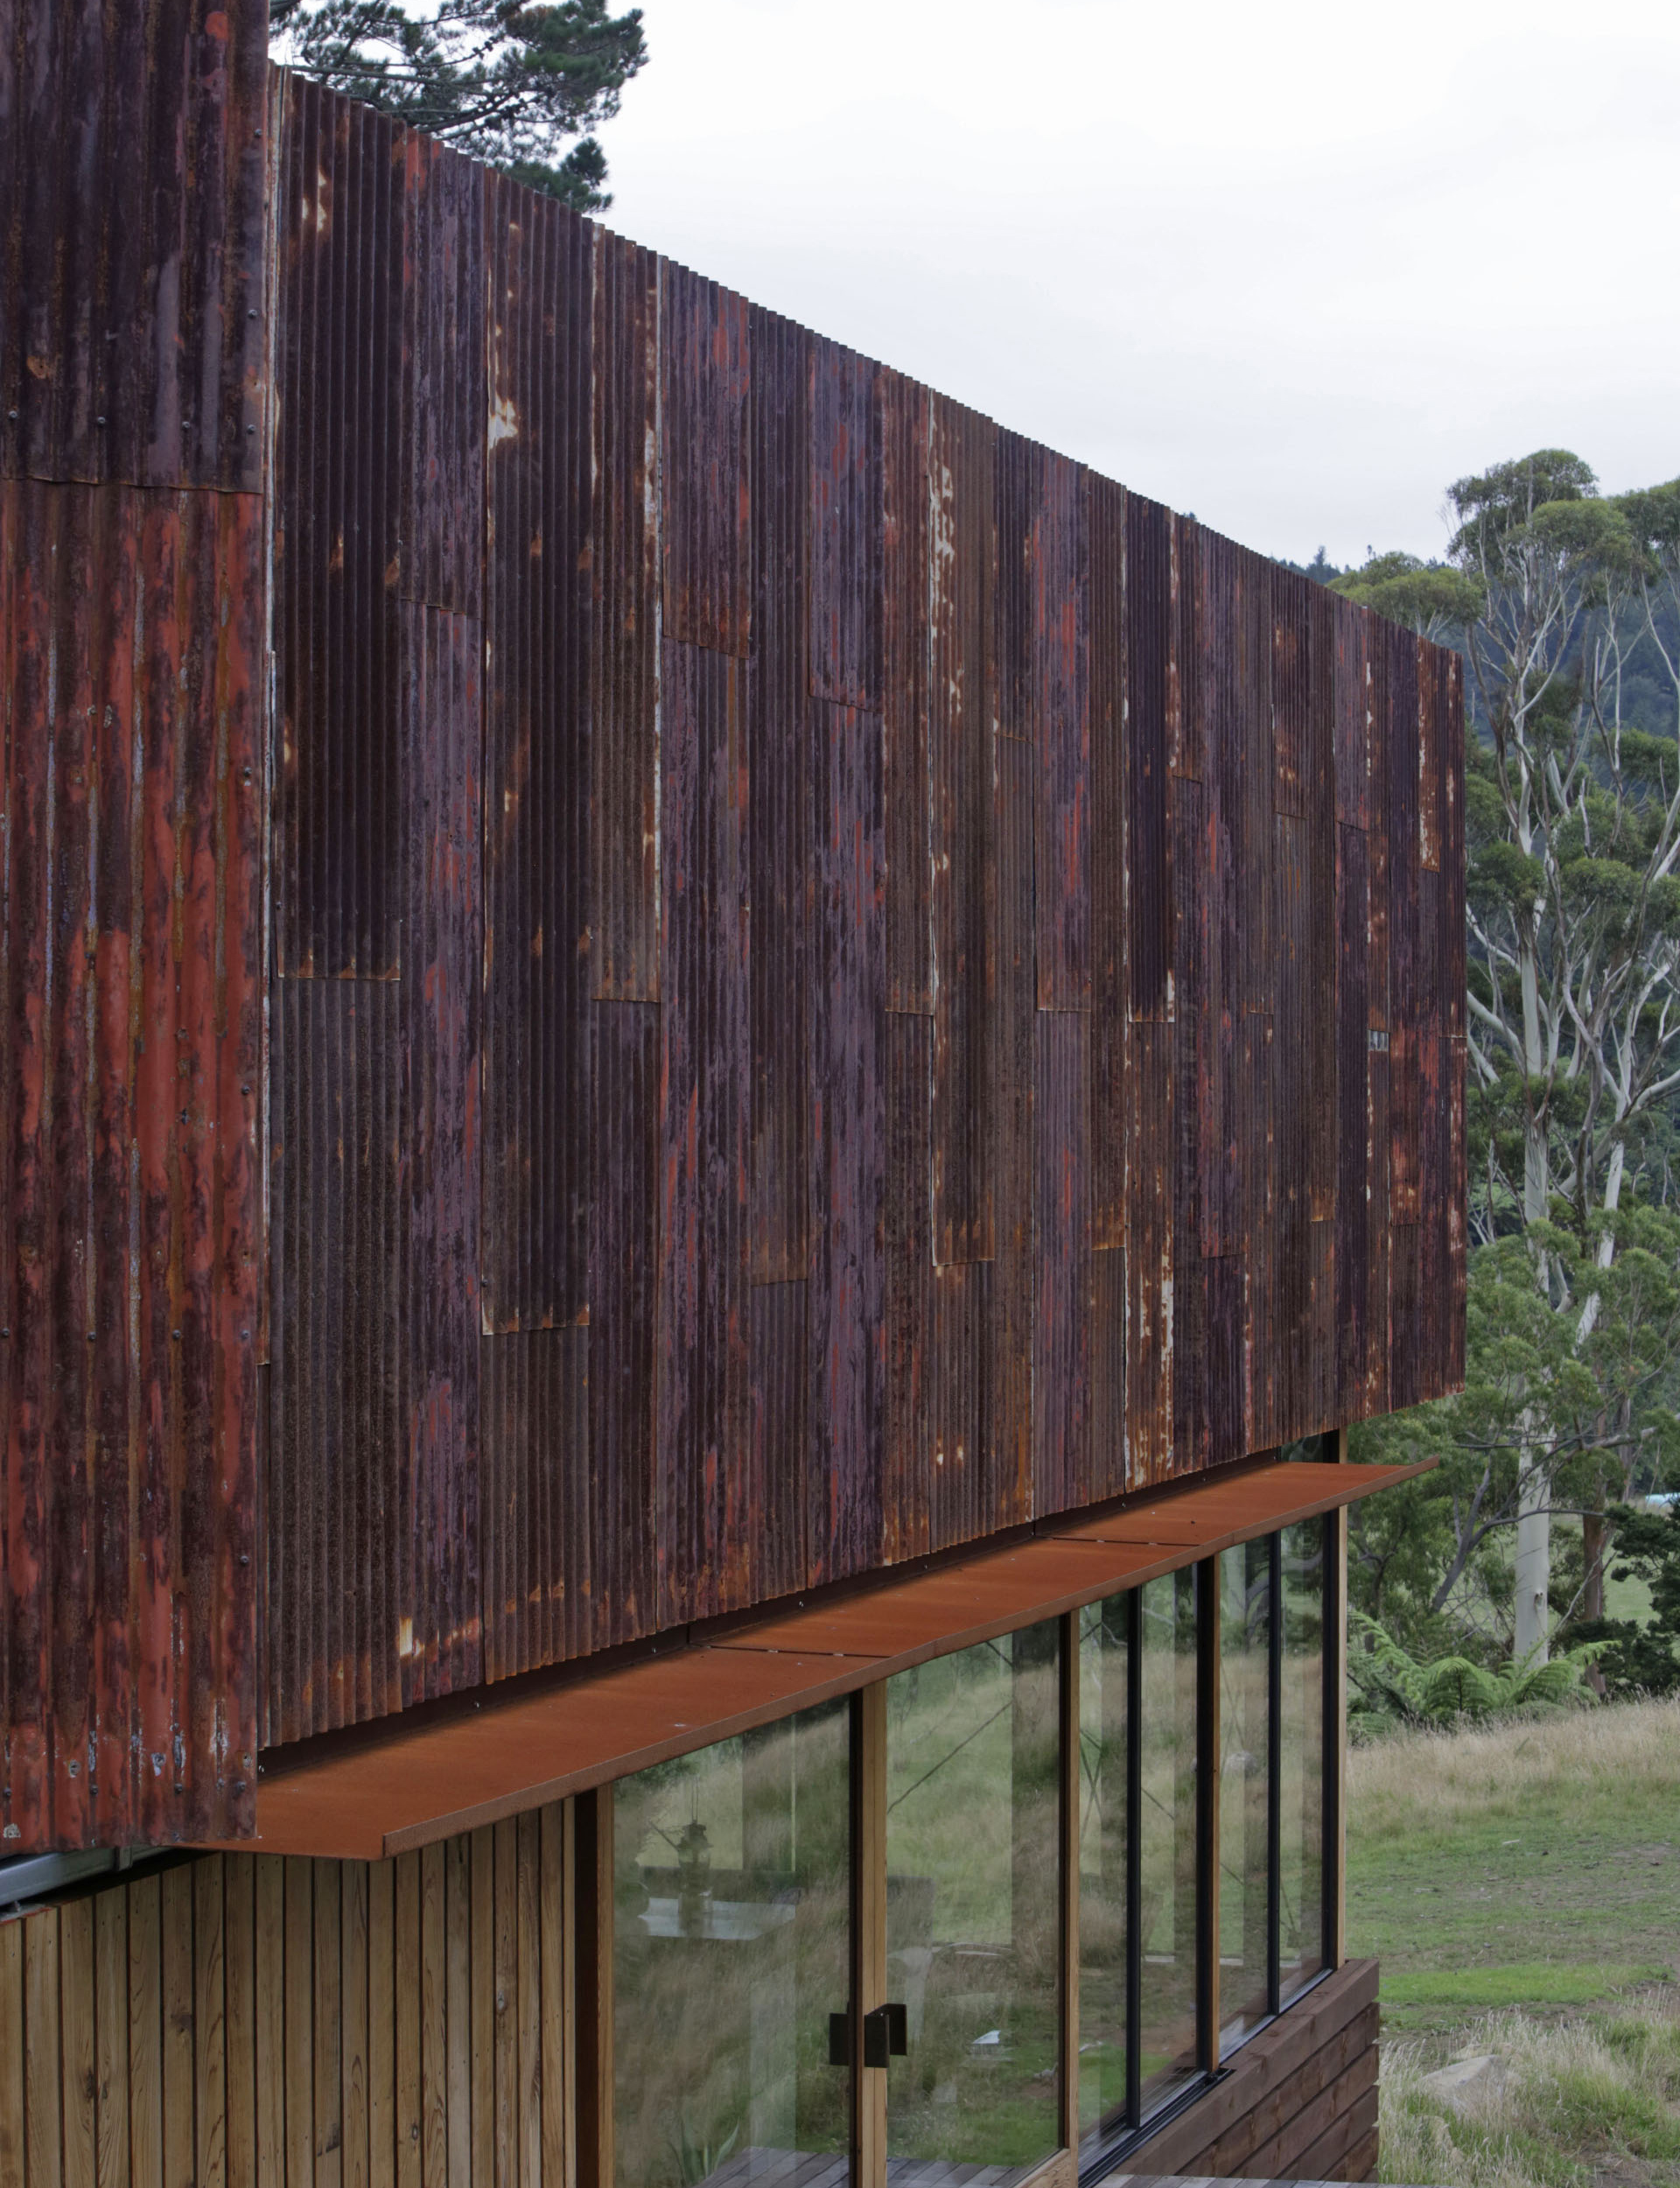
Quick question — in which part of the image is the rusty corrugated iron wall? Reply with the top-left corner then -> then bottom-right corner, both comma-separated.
0,0 -> 269,1849
261,73 -> 1466,1752
0,13 -> 1466,1830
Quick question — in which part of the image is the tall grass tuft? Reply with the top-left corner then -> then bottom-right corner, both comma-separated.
1349,1693 -> 1680,1839
1379,1996 -> 1680,2188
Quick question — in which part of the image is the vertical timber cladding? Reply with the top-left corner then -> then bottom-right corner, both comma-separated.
0,1819 -> 575,2188
0,1 -> 268,1851
262,77 -> 1468,1749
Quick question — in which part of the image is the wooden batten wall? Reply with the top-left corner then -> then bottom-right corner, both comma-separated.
0,1818 -> 574,2188
1101,1958 -> 1382,2186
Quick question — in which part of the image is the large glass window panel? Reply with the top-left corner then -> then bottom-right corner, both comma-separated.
885,1624 -> 1060,2182
612,1700 -> 851,2188
1078,1596 -> 1130,2150
1279,1519 -> 1326,2003
1138,1567 -> 1200,2114
1219,1539 -> 1273,2053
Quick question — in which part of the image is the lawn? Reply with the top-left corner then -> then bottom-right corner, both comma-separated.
1346,1695 -> 1680,2187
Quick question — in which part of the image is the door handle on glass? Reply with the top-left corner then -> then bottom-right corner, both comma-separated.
863,2002 -> 908,2067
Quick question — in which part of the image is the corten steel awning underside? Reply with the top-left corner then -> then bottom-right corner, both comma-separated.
231,1459 -> 1428,1860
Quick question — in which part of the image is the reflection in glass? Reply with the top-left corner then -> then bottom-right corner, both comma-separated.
612,1700 -> 850,2188
1219,1539 -> 1272,2053
1138,1568 -> 1199,2114
1279,1518 -> 1326,2003
886,1625 -> 1060,2183
1078,1597 -> 1129,2149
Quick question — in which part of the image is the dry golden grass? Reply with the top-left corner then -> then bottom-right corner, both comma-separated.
1379,1995 -> 1680,2188
1349,1694 -> 1680,1835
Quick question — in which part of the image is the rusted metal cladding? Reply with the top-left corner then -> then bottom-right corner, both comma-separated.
0,480 -> 263,1851
0,2 -> 267,1853
0,23 -> 1467,1820
0,0 -> 270,493
258,73 -> 1467,1748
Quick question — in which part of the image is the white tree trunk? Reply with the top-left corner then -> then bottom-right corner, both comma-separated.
1514,1429 -> 1550,1664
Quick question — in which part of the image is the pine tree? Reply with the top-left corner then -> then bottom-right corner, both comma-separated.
270,1 -> 648,212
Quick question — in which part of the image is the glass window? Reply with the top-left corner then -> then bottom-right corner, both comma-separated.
1078,1595 -> 1130,2149
611,1698 -> 851,2188
885,1623 -> 1060,2183
1219,1538 -> 1273,2053
1138,1567 -> 1200,2115
1279,1518 -> 1326,2003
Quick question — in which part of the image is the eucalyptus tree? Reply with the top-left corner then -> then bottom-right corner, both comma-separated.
1340,456 -> 1680,1661
270,0 -> 648,211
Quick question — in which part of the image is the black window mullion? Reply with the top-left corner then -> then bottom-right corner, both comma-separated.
1267,1531 -> 1283,2019
1321,1512 -> 1342,1969
1125,1586 -> 1142,2130
1194,1557 -> 1218,2073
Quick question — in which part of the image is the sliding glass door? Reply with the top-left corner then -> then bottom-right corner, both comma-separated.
611,1697 -> 853,2187
884,1625 -> 1062,2182
594,1518 -> 1338,2188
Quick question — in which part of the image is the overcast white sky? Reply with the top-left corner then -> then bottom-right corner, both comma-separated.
597,0 -> 1680,568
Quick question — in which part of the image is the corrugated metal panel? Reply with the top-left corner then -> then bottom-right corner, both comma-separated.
1088,474 -> 1128,1252
929,1259 -> 984,1554
0,3 -> 268,1849
746,305 -> 811,1288
928,396 -> 997,1267
0,28 -> 1471,1794
0,2 -> 269,493
1,479 -> 262,1848
1387,623 -> 1421,1226
881,369 -> 931,1015
1334,824 -> 1370,1420
1199,529 -> 1243,1263
884,1012 -> 932,1564
587,1000 -> 661,1648
1033,1011 -> 1091,1512
1126,1020 -> 1174,1483
986,731 -> 1036,1528
656,641 -> 751,1623
808,338 -> 880,709
1034,452 -> 1090,1010
480,175 -> 593,1332
398,604 -> 483,1704
749,1278 -> 808,1602
400,137 -> 484,617
480,1327 -> 587,1680
661,263 -> 749,656
590,225 -> 661,1004
268,977 -> 403,1742
1171,775 -> 1208,1476
1126,493 -> 1172,1021
807,697 -> 887,1583
273,76 -> 402,978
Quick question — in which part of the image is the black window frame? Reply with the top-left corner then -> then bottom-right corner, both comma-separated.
1075,1508 -> 1342,2184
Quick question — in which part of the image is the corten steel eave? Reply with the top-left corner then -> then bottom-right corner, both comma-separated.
212,1459 -> 1429,1861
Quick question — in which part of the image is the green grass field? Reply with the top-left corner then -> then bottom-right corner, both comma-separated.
1347,1696 -> 1680,2187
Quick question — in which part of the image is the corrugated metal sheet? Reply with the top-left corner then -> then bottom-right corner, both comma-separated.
0,477 -> 263,1848
0,1 -> 269,493
0,0 -> 268,1855
480,174 -> 593,1332
3,11 -> 1470,1813
256,65 -> 1467,1749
